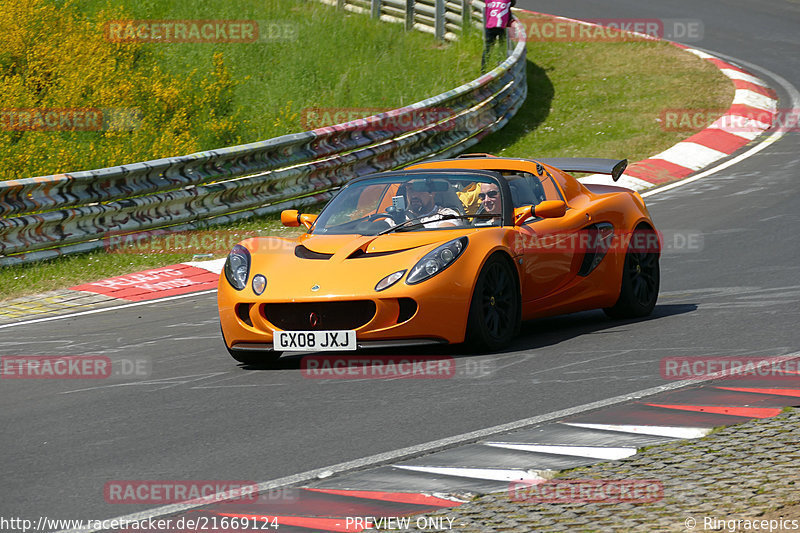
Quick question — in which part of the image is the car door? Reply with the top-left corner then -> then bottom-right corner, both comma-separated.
511,174 -> 584,302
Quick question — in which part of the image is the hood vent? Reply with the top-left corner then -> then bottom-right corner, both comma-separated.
295,245 -> 333,260
347,247 -> 414,259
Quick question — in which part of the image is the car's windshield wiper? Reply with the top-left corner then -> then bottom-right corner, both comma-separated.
376,213 -> 498,235
375,215 -> 428,235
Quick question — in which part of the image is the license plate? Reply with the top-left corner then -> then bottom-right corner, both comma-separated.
274,330 -> 357,351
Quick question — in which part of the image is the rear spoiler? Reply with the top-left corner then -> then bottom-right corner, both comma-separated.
537,158 -> 628,182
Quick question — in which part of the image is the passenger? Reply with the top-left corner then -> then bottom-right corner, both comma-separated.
475,182 -> 502,226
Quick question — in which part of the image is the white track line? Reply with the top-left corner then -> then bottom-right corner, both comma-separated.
484,442 -> 638,460
562,423 -> 710,439
58,350 -> 800,533
732,89 -> 777,112
652,142 -> 730,171
13,56 -> 799,330
0,290 -> 217,330
720,68 -> 769,86
393,465 -> 543,482
32,49 -> 800,533
643,51 -> 800,198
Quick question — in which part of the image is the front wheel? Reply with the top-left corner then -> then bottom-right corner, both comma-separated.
466,254 -> 520,351
604,228 -> 660,319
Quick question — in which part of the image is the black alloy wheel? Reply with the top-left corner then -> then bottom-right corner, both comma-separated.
467,254 -> 520,350
604,228 -> 660,318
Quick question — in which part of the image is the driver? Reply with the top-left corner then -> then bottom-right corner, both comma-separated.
405,180 -> 462,228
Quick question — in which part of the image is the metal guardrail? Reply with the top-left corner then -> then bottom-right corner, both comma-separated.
330,0 -> 481,40
0,0 -> 525,266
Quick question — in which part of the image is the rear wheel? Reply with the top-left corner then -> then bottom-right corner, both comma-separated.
604,228 -> 660,318
466,254 -> 520,351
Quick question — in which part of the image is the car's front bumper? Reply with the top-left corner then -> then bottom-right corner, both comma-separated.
229,338 -> 448,352
218,268 -> 476,349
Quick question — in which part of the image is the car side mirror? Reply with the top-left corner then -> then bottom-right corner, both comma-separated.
281,210 -> 317,229
534,200 -> 567,219
513,206 -> 533,226
281,210 -> 300,227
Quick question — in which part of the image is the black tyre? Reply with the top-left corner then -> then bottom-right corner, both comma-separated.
604,228 -> 660,319
466,254 -> 521,351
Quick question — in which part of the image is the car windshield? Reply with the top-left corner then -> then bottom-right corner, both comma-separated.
311,172 -> 503,235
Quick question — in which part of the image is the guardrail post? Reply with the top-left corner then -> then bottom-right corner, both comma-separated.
434,0 -> 445,40
470,0 -> 483,28
461,0 -> 470,30
371,0 -> 381,19
405,0 -> 414,31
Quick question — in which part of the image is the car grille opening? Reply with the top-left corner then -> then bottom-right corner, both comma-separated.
397,298 -> 417,323
235,303 -> 254,327
262,301 -> 376,331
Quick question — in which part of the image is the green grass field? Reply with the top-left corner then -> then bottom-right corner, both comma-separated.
473,34 -> 732,160
0,4 -> 733,301
0,0 -> 485,179
67,0 -> 487,142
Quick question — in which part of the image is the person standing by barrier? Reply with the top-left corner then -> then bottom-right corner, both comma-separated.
481,0 -> 515,73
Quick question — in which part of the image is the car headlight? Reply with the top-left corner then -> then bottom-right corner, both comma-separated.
375,270 -> 406,292
252,274 -> 267,295
406,237 -> 468,285
224,244 -> 250,291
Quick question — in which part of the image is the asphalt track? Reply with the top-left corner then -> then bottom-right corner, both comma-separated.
2,0 -> 799,524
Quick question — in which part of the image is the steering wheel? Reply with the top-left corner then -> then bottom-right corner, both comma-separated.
371,206 -> 407,225
355,213 -> 395,234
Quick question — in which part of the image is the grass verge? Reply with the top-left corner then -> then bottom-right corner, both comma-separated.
0,11 -> 734,302
0,0 -> 484,179
473,14 -> 734,160
0,215 -> 308,300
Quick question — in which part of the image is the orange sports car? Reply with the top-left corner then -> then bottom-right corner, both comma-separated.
218,155 -> 660,365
